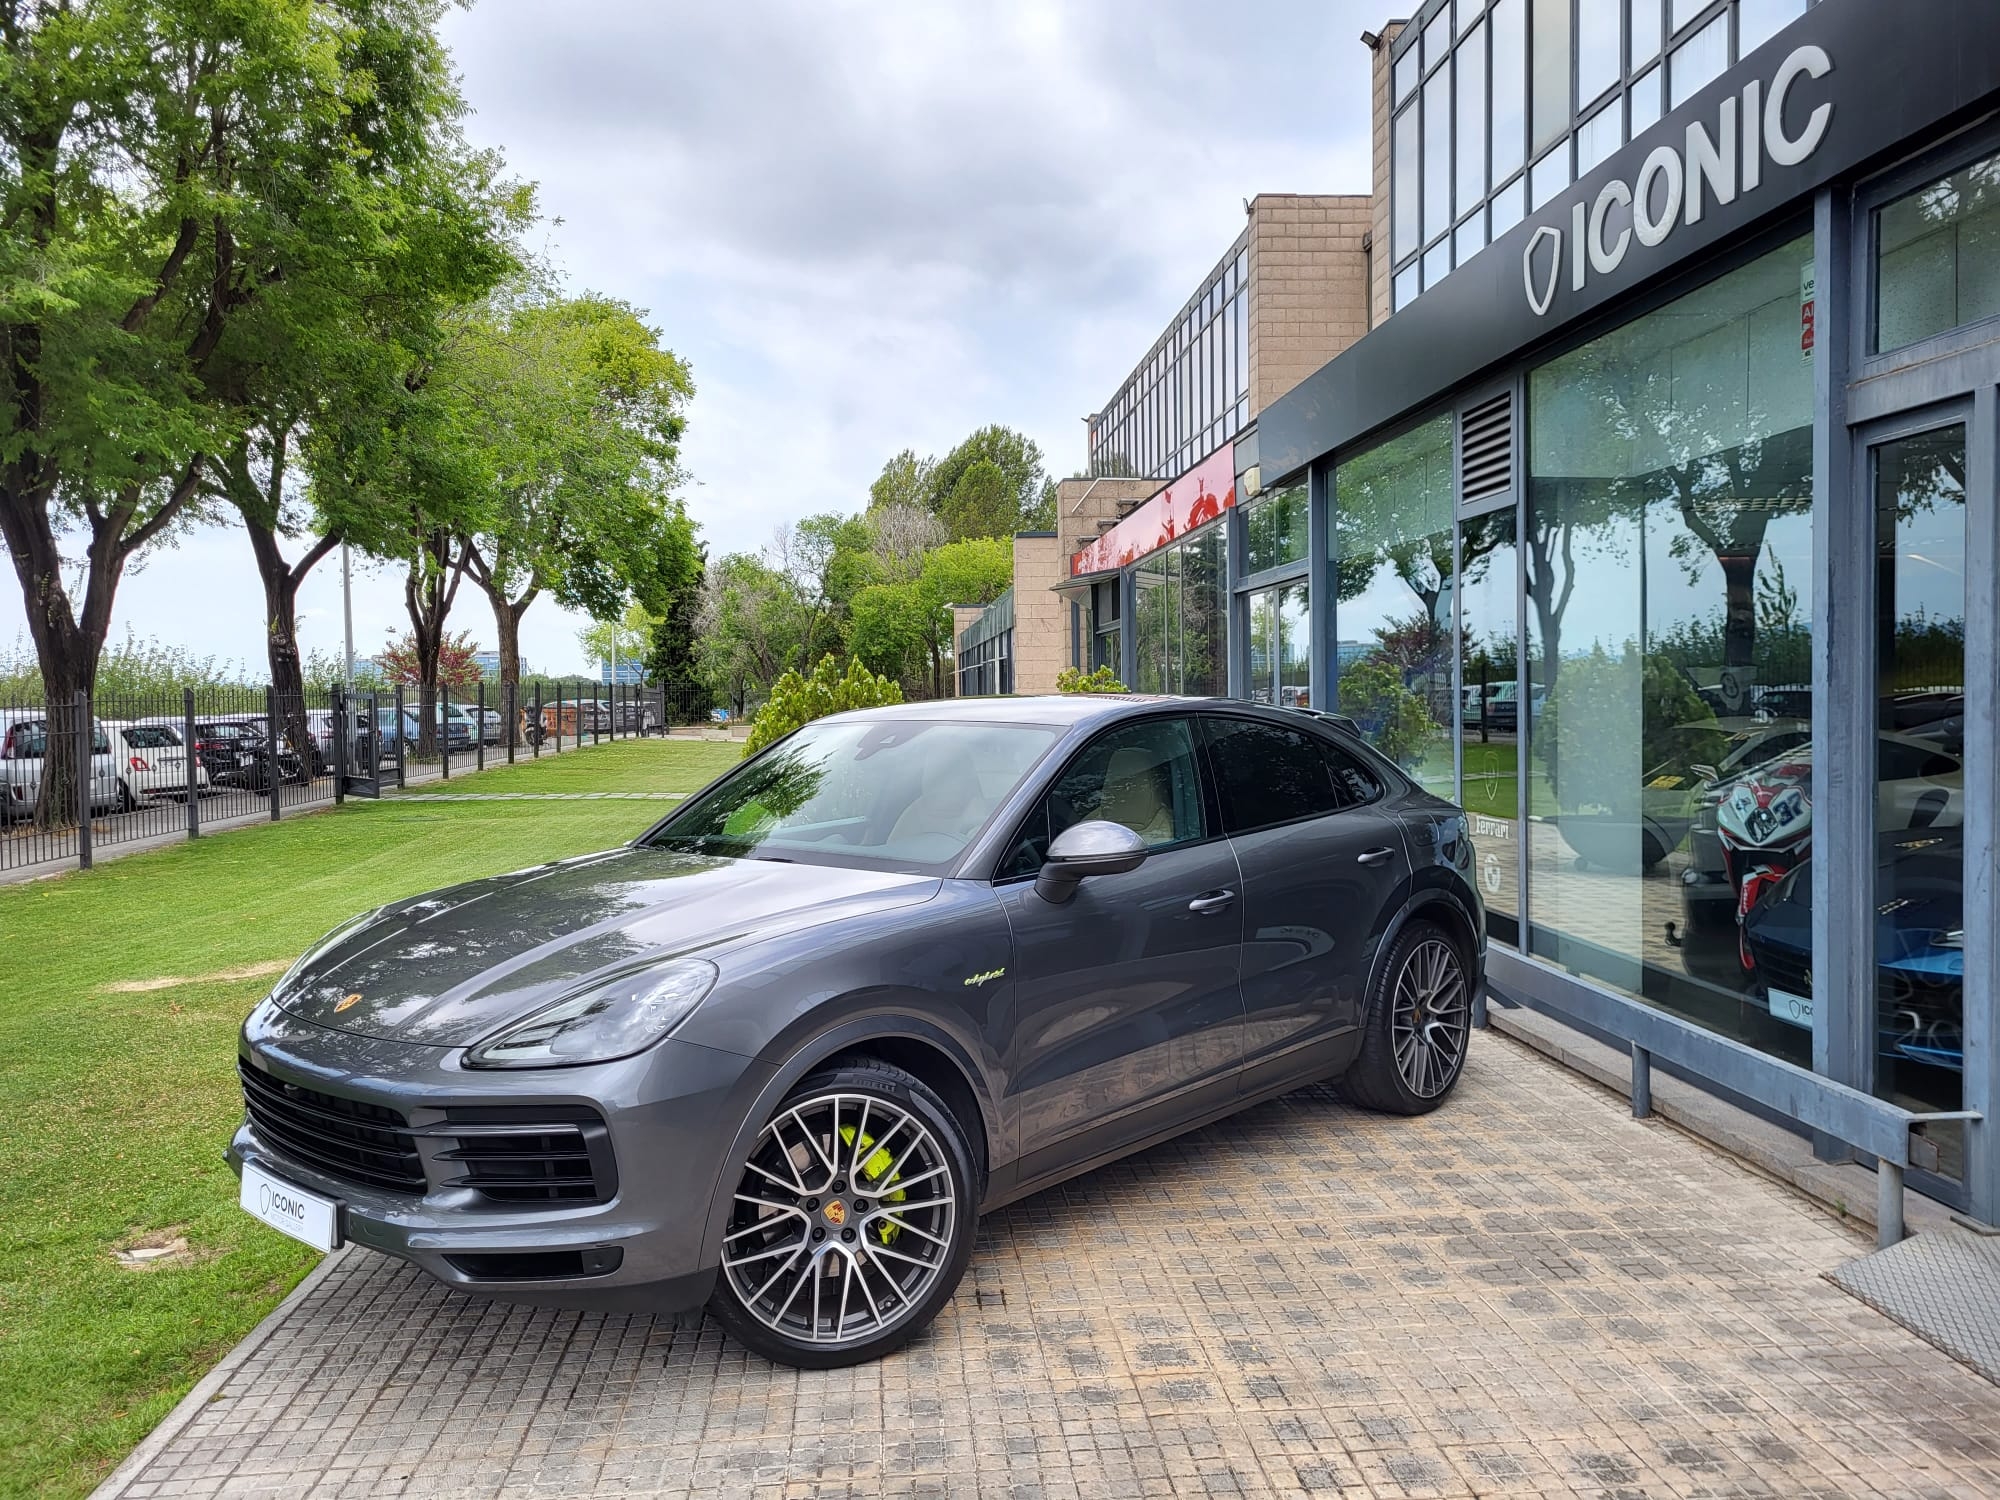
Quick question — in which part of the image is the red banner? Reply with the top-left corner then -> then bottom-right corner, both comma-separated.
1070,442 -> 1236,577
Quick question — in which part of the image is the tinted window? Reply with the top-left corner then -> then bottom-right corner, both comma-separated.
999,718 -> 1207,879
1202,717 -> 1380,834
122,725 -> 181,749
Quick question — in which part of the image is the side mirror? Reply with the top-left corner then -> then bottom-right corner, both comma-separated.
1036,819 -> 1148,904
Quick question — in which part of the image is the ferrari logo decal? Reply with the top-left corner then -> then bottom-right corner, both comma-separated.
334,992 -> 363,1014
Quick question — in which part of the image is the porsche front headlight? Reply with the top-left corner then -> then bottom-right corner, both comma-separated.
463,959 -> 719,1069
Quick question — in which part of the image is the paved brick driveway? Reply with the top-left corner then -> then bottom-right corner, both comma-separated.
105,1035 -> 2000,1499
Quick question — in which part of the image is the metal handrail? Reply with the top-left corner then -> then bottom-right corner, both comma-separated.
1484,948 -> 1982,1249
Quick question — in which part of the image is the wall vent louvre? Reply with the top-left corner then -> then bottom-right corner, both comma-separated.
1458,392 -> 1513,505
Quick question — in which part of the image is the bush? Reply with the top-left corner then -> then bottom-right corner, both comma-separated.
742,654 -> 904,757
1335,657 -> 1433,768
1056,665 -> 1127,694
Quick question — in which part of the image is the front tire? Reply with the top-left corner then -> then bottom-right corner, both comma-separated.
709,1058 -> 978,1368
1338,918 -> 1472,1115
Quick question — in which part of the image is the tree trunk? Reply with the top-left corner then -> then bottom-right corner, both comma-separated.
403,530 -> 467,759
245,517 -> 337,770
468,556 -> 536,749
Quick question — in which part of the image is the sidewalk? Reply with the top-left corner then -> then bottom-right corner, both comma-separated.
95,1030 -> 2000,1499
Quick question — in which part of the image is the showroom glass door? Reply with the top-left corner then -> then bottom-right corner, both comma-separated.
1867,420 -> 1970,1189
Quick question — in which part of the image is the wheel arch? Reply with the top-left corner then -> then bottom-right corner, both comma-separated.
1363,883 -> 1485,1016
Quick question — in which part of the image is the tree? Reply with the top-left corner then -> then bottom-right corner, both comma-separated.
769,513 -> 870,674
577,604 -> 656,680
454,292 -> 698,703
926,425 -> 1056,540
377,630 -> 484,691
646,555 -> 708,717
848,536 -> 1012,697
869,450 -> 935,514
695,552 -> 806,718
0,0 -> 487,820
741,654 -> 903,758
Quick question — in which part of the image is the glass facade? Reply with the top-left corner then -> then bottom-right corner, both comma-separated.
1874,149 -> 2000,353
1132,523 -> 1228,697
1390,0 -> 1825,301
1332,416 -> 1457,800
1086,242 -> 1250,481
1458,508 -> 1521,945
1525,234 -> 1815,1062
1869,426 -> 1967,1180
1241,483 -> 1310,576
1246,583 -> 1311,708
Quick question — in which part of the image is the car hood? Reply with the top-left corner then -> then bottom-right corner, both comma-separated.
270,846 -> 940,1046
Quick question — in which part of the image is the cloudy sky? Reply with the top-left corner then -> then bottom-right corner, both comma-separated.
2,0 -> 1377,681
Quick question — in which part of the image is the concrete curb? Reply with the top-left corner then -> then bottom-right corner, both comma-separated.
90,1248 -> 351,1500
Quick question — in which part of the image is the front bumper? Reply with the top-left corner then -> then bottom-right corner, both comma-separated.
230,1001 -> 771,1313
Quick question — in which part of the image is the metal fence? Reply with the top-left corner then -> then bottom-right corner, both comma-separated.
0,678 -> 715,876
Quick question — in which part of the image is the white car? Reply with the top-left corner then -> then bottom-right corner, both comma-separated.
105,719 -> 209,804
0,709 -> 121,820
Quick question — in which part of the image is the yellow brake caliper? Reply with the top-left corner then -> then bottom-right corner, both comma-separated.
837,1124 -> 907,1244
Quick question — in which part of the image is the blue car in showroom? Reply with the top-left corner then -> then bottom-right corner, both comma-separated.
1740,825 -> 1963,1073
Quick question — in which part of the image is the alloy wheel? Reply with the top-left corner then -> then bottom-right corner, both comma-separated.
1391,937 -> 1468,1099
720,1091 -> 958,1350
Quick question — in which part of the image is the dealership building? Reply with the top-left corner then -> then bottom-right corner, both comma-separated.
961,0 -> 2000,1230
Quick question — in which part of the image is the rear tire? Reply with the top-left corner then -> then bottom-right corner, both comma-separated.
1338,918 -> 1472,1115
708,1057 -> 978,1369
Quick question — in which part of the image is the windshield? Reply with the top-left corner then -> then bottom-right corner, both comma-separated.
649,717 -> 1058,872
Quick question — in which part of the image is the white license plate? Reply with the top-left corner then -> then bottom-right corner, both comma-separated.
240,1160 -> 341,1251
1767,988 -> 1813,1029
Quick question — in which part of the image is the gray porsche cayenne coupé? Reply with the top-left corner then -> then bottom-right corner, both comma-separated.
231,696 -> 1483,1366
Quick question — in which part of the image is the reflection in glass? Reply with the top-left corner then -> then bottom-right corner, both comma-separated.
1578,0 -> 1622,107
1424,239 -> 1452,290
1669,12 -> 1727,108
1739,0 -> 1806,56
1869,427 -> 1966,1179
1459,508 -> 1520,945
1245,483 -> 1309,575
1531,0 -> 1572,156
1455,214 -> 1486,270
1395,44 -> 1419,105
1333,416 -> 1456,799
659,720 -> 1057,871
1131,524 -> 1227,696
1629,66 -> 1663,138
1525,234 -> 1816,1064
1246,583 -> 1311,708
1424,66 -> 1453,244
1395,264 -> 1421,311
1876,151 -> 2000,352
1631,0 -> 1663,66
1531,145 -> 1571,210
1577,103 -> 1622,177
1491,175 -> 1527,237
1490,0 -> 1526,182
1456,22 -> 1487,216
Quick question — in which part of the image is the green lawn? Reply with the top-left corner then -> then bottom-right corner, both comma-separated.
0,738 -> 732,1499
430,733 -> 740,794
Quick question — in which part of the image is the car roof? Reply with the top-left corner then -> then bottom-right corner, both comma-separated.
835,693 -> 1210,730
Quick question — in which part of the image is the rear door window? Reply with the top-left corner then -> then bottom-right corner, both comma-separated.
1200,716 -> 1381,835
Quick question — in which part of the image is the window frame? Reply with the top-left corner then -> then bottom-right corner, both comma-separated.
1853,117 -> 2000,373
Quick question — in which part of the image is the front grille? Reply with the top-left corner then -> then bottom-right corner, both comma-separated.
438,1108 -> 616,1205
239,1060 -> 426,1194
1755,944 -> 1809,997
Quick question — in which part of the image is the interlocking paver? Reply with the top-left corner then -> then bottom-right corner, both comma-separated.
100,1033 -> 2000,1499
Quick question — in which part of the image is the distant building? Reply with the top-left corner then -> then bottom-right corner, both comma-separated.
599,658 -> 646,686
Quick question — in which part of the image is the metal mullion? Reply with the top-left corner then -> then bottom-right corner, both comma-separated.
1308,461 -> 1331,715
1812,185 -> 1864,1153
1961,381 -> 1999,1225
1512,373 -> 1531,954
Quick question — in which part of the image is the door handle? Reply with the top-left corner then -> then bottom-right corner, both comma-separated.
1356,847 -> 1396,868
1187,890 -> 1236,914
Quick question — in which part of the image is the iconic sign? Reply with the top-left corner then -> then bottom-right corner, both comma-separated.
1525,44 -> 1833,316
